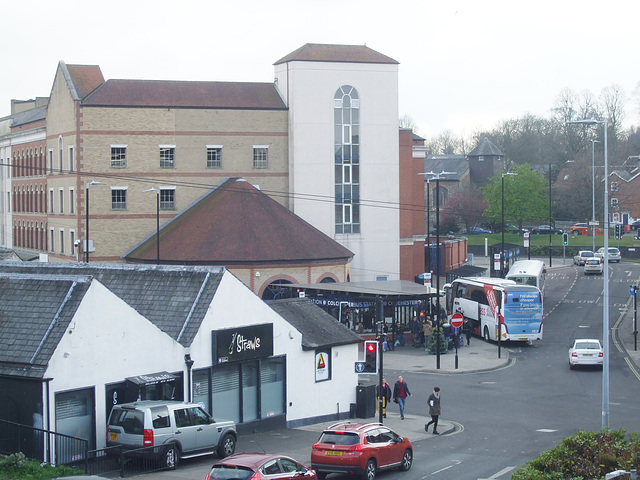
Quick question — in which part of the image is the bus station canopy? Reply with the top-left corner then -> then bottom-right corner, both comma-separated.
281,280 -> 438,298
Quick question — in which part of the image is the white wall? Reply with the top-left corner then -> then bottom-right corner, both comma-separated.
46,280 -> 186,447
275,61 -> 400,282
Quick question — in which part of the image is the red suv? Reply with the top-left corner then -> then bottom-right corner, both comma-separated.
311,422 -> 412,480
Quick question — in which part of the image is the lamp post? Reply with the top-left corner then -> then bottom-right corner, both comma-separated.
548,163 -> 553,268
85,180 -> 106,263
420,171 -> 455,370
568,118 -> 609,429
591,140 -> 600,253
143,188 -> 160,265
426,178 -> 431,272
501,172 -> 517,278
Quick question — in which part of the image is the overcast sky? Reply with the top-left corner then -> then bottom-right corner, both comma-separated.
3,0 -> 639,140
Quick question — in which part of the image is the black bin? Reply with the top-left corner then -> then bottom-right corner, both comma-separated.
356,384 -> 376,418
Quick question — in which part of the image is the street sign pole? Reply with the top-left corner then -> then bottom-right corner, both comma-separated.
450,313 -> 464,370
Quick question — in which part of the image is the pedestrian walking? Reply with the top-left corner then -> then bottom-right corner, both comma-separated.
463,318 -> 471,346
392,375 -> 412,420
423,317 -> 432,352
411,316 -> 421,347
424,386 -> 441,434
376,378 -> 392,418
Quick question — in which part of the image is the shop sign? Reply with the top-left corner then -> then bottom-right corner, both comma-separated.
212,323 -> 274,365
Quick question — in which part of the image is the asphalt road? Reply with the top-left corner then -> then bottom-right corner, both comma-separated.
136,261 -> 640,480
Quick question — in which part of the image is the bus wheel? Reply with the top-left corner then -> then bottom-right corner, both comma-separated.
483,327 -> 490,341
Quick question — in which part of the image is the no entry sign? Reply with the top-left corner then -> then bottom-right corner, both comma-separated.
450,312 -> 464,329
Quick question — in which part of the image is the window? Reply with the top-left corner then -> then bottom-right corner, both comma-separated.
253,146 -> 268,169
160,187 -> 175,210
478,155 -> 485,162
334,85 -> 360,234
49,228 -> 55,253
610,181 -> 618,192
58,136 -> 63,173
611,197 -> 618,208
111,187 -> 127,210
59,229 -> 65,254
160,145 -> 175,168
111,145 -> 127,168
59,188 -> 64,214
48,150 -> 54,174
69,188 -> 75,214
69,146 -> 75,173
49,189 -> 54,214
206,145 -> 222,168
70,231 -> 75,256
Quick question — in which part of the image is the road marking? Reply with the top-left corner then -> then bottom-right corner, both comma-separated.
431,460 -> 461,476
478,466 -> 515,479
536,428 -> 557,432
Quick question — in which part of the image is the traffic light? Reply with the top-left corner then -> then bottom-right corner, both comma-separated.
562,232 -> 568,245
364,340 -> 378,373
614,224 -> 621,239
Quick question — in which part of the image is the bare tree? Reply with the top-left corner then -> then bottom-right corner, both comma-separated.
601,85 -> 627,143
399,114 -> 418,131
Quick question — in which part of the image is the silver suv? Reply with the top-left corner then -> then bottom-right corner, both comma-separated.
107,400 -> 236,469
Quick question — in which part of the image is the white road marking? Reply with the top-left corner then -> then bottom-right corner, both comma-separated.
478,466 -> 516,479
536,429 -> 557,432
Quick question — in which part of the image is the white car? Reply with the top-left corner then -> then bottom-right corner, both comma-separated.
573,250 -> 594,266
595,247 -> 621,262
584,257 -> 603,275
569,339 -> 603,369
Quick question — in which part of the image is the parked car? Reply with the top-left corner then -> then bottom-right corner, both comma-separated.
595,247 -> 621,263
571,223 -> 603,235
569,339 -> 604,369
631,220 -> 640,230
206,453 -> 317,480
311,421 -> 413,480
463,226 -> 492,235
584,257 -> 603,275
573,250 -> 594,266
107,400 -> 237,469
530,225 -> 563,235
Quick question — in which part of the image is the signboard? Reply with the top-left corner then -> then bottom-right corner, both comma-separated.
450,312 -> 464,329
423,272 -> 432,287
355,361 -> 366,373
212,323 -> 274,365
315,351 -> 330,382
494,253 -> 501,271
523,231 -> 530,248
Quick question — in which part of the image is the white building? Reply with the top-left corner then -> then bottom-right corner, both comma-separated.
275,44 -> 401,282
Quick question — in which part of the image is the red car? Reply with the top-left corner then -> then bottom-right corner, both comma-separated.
205,452 -> 317,480
311,422 -> 413,480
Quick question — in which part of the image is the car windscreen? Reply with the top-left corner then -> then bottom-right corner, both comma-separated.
109,409 -> 144,434
575,342 -> 599,350
207,465 -> 255,480
317,431 -> 360,445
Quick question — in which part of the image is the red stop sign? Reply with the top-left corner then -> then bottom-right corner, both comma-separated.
450,312 -> 464,328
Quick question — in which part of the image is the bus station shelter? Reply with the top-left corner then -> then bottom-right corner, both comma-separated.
279,280 -> 437,334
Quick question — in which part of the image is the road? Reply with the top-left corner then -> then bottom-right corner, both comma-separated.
153,261 -> 640,480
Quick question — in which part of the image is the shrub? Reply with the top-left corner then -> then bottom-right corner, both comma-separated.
0,452 -> 82,480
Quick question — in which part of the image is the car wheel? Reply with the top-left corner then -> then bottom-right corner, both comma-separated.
162,444 -> 179,470
483,326 -> 490,342
217,433 -> 236,458
399,449 -> 413,471
317,473 -> 327,480
570,363 -> 575,370
573,231 -> 580,236
362,459 -> 376,480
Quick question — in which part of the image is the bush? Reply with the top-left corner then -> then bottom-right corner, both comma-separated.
0,452 -> 82,480
512,430 -> 640,480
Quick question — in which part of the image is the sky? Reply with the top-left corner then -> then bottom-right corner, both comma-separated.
2,0 -> 639,140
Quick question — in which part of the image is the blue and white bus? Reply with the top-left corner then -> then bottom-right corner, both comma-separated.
444,277 -> 543,342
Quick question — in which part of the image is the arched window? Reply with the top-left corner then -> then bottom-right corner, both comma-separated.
334,86 -> 360,234
261,279 -> 294,301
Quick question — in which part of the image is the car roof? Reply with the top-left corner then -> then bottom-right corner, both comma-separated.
324,422 -> 384,433
214,452 -> 285,469
113,400 -> 197,409
573,338 -> 601,344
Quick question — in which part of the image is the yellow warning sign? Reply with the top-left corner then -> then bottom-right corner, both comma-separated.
317,353 -> 326,369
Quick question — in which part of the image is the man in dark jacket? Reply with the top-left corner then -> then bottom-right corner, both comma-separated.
392,375 -> 412,420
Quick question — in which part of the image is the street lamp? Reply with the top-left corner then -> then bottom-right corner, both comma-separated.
568,118 -> 609,429
591,140 -> 600,253
143,188 -> 161,265
85,180 -> 106,263
548,163 -> 553,268
501,172 -> 517,278
420,170 -> 455,370
426,178 -> 431,272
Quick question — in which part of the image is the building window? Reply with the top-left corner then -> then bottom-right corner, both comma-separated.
48,150 -> 54,174
58,136 -> 64,173
49,189 -> 54,214
111,188 -> 127,210
69,188 -> 75,214
160,188 -> 175,210
59,229 -> 65,254
111,145 -> 127,168
207,146 -> 222,168
160,145 -> 175,168
69,146 -> 75,173
49,228 -> 55,253
334,85 -> 360,234
59,188 -> 64,214
253,146 -> 268,169
611,197 -> 618,208
478,155 -> 485,162
610,181 -> 618,192
70,230 -> 76,256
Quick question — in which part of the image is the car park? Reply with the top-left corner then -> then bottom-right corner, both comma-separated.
595,247 -> 621,263
106,400 -> 237,469
311,421 -> 413,480
584,257 -> 603,275
206,452 -> 317,480
569,339 -> 604,369
573,250 -> 594,266
530,225 -> 563,235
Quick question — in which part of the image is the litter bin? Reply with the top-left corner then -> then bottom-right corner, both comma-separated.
356,385 -> 376,418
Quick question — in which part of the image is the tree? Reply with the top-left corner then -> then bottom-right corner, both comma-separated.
441,188 -> 487,233
482,163 -> 548,229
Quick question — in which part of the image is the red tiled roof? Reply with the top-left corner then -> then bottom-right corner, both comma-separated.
66,64 -> 105,99
125,178 -> 354,265
274,43 -> 399,65
82,79 -> 287,109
